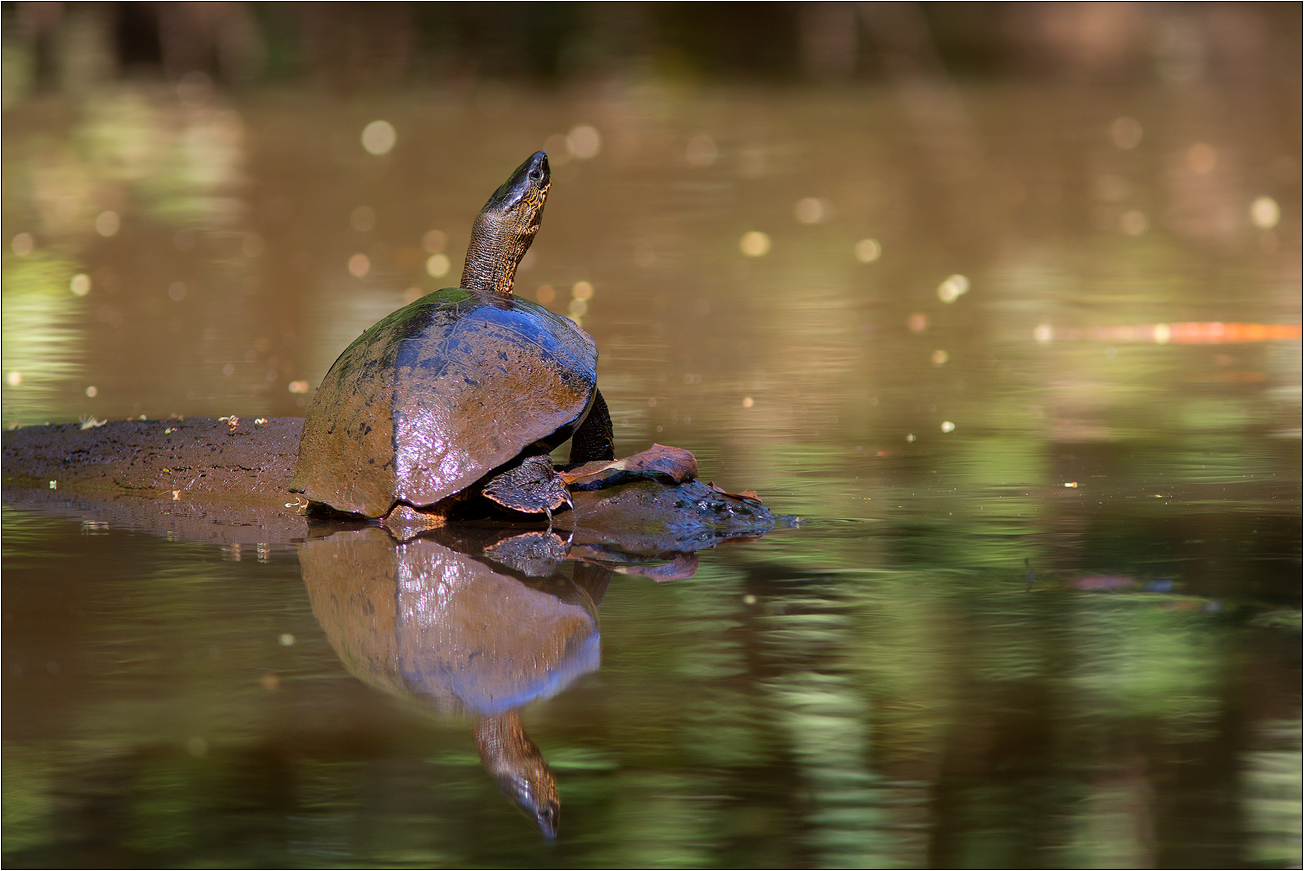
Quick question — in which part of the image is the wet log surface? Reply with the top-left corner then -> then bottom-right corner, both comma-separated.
3,418 -> 783,554
3,417 -> 308,544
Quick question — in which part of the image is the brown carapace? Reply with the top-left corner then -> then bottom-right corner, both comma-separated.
291,152 -> 614,520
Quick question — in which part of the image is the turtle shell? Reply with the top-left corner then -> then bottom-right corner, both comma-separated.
292,288 -> 598,517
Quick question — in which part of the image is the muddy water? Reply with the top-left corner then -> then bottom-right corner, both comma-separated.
3,81 -> 1301,867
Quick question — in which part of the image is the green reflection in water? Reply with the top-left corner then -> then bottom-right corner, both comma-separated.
1071,599 -> 1222,732
78,90 -> 247,229
1,748 -> 59,854
1242,720 -> 1303,867
1,250 -> 85,425
1,499 -> 1300,866
766,671 -> 888,868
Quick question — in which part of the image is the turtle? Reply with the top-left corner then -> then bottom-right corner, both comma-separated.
290,151 -> 614,522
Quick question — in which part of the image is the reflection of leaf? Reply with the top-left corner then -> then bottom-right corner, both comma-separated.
1071,575 -> 1138,591
612,553 -> 699,582
562,444 -> 698,488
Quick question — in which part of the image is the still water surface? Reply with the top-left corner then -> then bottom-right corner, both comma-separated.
3,80 -> 1301,867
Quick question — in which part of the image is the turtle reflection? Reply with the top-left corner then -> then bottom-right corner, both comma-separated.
298,526 -> 611,838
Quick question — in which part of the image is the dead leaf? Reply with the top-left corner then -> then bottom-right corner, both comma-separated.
706,481 -> 764,503
561,443 -> 698,488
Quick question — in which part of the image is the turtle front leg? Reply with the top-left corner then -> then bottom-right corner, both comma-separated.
569,389 -> 615,464
483,454 -> 573,525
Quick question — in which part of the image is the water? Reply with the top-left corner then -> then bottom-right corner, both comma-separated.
3,79 -> 1300,867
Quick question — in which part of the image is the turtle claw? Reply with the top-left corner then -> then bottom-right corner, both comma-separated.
550,492 -> 574,534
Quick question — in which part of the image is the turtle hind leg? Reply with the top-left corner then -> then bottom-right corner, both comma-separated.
483,454 -> 572,523
569,389 -> 615,464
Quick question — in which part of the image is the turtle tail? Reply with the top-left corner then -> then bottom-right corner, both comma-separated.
569,390 -> 614,464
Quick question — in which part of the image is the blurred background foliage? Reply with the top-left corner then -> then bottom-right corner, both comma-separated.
2,1 -> 1300,97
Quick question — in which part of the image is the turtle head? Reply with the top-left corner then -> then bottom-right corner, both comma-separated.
473,710 -> 560,840
462,152 -> 551,296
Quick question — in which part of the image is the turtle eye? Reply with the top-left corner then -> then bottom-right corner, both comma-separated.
528,168 -> 543,182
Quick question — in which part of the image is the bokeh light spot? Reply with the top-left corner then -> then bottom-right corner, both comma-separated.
168,281 -> 187,301
1188,143 -> 1216,174
740,231 -> 771,257
348,253 -> 370,277
794,197 -> 829,224
1111,116 -> 1143,149
70,274 -> 91,296
422,230 -> 447,253
572,280 -> 594,301
536,285 -> 555,304
361,120 -> 397,156
425,253 -> 449,278
1250,196 -> 1280,229
937,274 -> 969,303
854,238 -> 881,262
95,211 -> 120,237
11,233 -> 33,256
686,134 -> 718,167
568,125 -> 601,159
